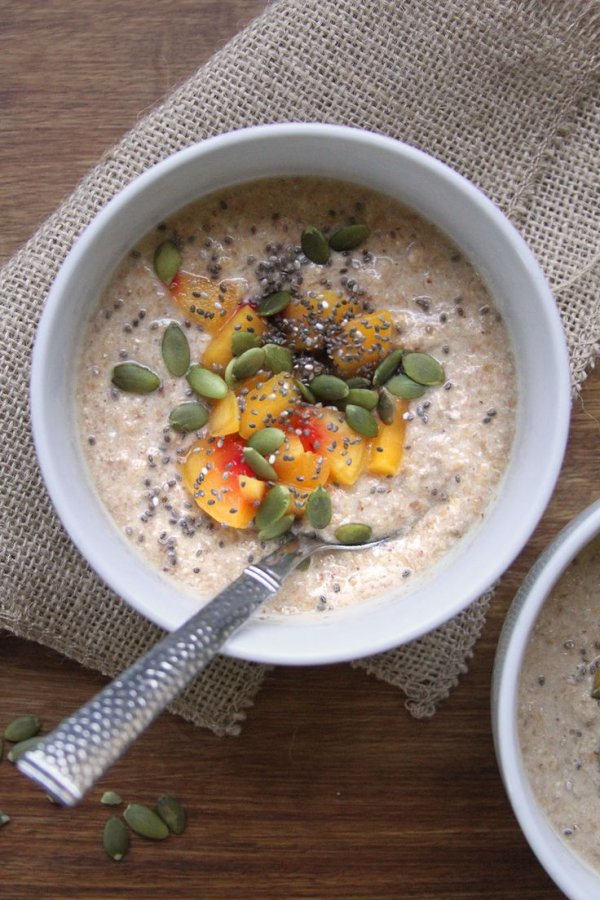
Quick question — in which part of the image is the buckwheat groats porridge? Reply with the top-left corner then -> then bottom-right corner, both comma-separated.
519,535 -> 600,872
77,176 -> 516,617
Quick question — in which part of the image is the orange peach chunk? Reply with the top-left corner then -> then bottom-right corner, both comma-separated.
282,290 -> 364,350
207,390 -> 240,436
367,396 -> 408,476
290,408 -> 367,486
332,310 -> 394,377
170,272 -> 243,333
202,305 -> 267,372
238,374 -> 301,439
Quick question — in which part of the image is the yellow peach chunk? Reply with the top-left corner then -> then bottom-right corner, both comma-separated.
282,290 -> 364,350
290,408 -> 367,486
181,435 -> 259,528
207,391 -> 240,436
367,397 -> 408,476
238,374 -> 301,439
332,310 -> 394,377
202,305 -> 267,372
170,272 -> 243,333
238,475 -> 267,504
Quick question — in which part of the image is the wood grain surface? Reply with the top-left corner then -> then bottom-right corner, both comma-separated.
1,2 -> 598,896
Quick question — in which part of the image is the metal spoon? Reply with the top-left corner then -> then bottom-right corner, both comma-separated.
17,533 -> 382,806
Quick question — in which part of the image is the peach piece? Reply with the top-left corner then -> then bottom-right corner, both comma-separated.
181,435 -> 262,528
367,397 -> 408,476
238,374 -> 301,439
202,305 -> 267,372
331,310 -> 394,377
207,391 -> 240,436
282,290 -> 364,350
289,408 -> 367,486
170,272 -> 243,333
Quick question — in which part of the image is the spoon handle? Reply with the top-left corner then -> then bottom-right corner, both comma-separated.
17,548 -> 305,806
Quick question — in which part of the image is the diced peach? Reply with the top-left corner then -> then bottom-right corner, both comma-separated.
289,408 -> 367,486
238,374 -> 301,439
181,435 -> 261,528
238,476 -> 267,504
282,290 -> 364,350
207,391 -> 240,436
202,305 -> 267,371
331,310 -> 394,377
367,397 -> 408,476
170,272 -> 243,333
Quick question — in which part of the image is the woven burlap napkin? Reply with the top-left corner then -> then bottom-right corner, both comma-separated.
1,0 -> 598,734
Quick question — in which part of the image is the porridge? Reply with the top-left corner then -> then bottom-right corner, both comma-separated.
77,176 -> 516,616
519,535 -> 600,872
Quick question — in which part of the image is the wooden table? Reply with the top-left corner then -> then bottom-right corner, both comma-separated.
1,2 -> 597,896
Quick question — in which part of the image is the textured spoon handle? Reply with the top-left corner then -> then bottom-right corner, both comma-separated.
17,562 -> 287,806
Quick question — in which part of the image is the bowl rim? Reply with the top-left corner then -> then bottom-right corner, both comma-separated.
492,499 -> 600,899
30,122 -> 572,664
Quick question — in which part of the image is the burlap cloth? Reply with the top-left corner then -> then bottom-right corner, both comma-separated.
1,0 -> 598,735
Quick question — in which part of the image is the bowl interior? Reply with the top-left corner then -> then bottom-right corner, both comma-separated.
492,500 -> 600,899
30,124 -> 571,664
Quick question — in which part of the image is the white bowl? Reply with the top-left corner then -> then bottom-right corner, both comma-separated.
492,499 -> 600,899
30,123 -> 571,665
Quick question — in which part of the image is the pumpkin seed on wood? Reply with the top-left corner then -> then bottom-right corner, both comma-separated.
169,401 -> 209,433
258,290 -> 291,317
155,796 -> 186,835
103,816 -> 130,861
186,365 -> 228,400
296,380 -> 316,403
263,343 -> 293,374
372,348 -> 404,387
124,803 -> 169,840
334,523 -> 373,545
161,322 -> 190,376
345,388 -> 378,410
231,347 -> 265,380
0,811 -> 10,828
346,376 -> 372,389
328,224 -> 370,251
345,404 -> 379,437
386,373 -> 426,400
258,514 -> 295,542
247,427 -> 286,456
301,226 -> 330,265
402,351 -> 445,385
153,239 -> 181,285
306,486 -> 332,529
111,362 -> 160,395
4,715 -> 41,743
232,330 -> 262,357
255,485 -> 291,531
377,387 -> 396,425
310,374 -> 349,403
243,447 -> 279,482
7,737 -> 40,763
101,791 -> 123,806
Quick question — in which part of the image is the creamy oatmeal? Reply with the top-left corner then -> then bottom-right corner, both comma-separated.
519,535 -> 600,872
77,176 -> 516,616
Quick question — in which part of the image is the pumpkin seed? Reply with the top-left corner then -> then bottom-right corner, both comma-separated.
296,380 -> 316,403
345,404 -> 379,437
111,362 -> 160,395
377,387 -> 396,425
258,290 -> 291,317
310,374 -> 349,402
334,523 -> 373,545
296,556 -> 311,572
169,401 -> 209,433
372,348 -> 404,387
7,737 -> 40,763
263,343 -> 293,374
4,715 -> 41,743
328,224 -> 370,252
243,447 -> 279,481
386,373 -> 426,400
103,816 -> 129,860
101,791 -> 123,806
346,376 -> 372,389
161,322 -> 190,376
124,803 -> 169,840
247,427 -> 286,456
258,514 -> 295,542
224,356 -> 241,388
153,239 -> 181,285
301,226 -> 330,265
591,668 -> 600,699
231,347 -> 265,380
255,485 -> 291,531
345,388 -> 378,410
232,330 -> 262,356
0,811 -> 10,828
306,486 -> 332,529
402,351 -> 445,385
155,796 -> 186,835
186,365 -> 228,400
